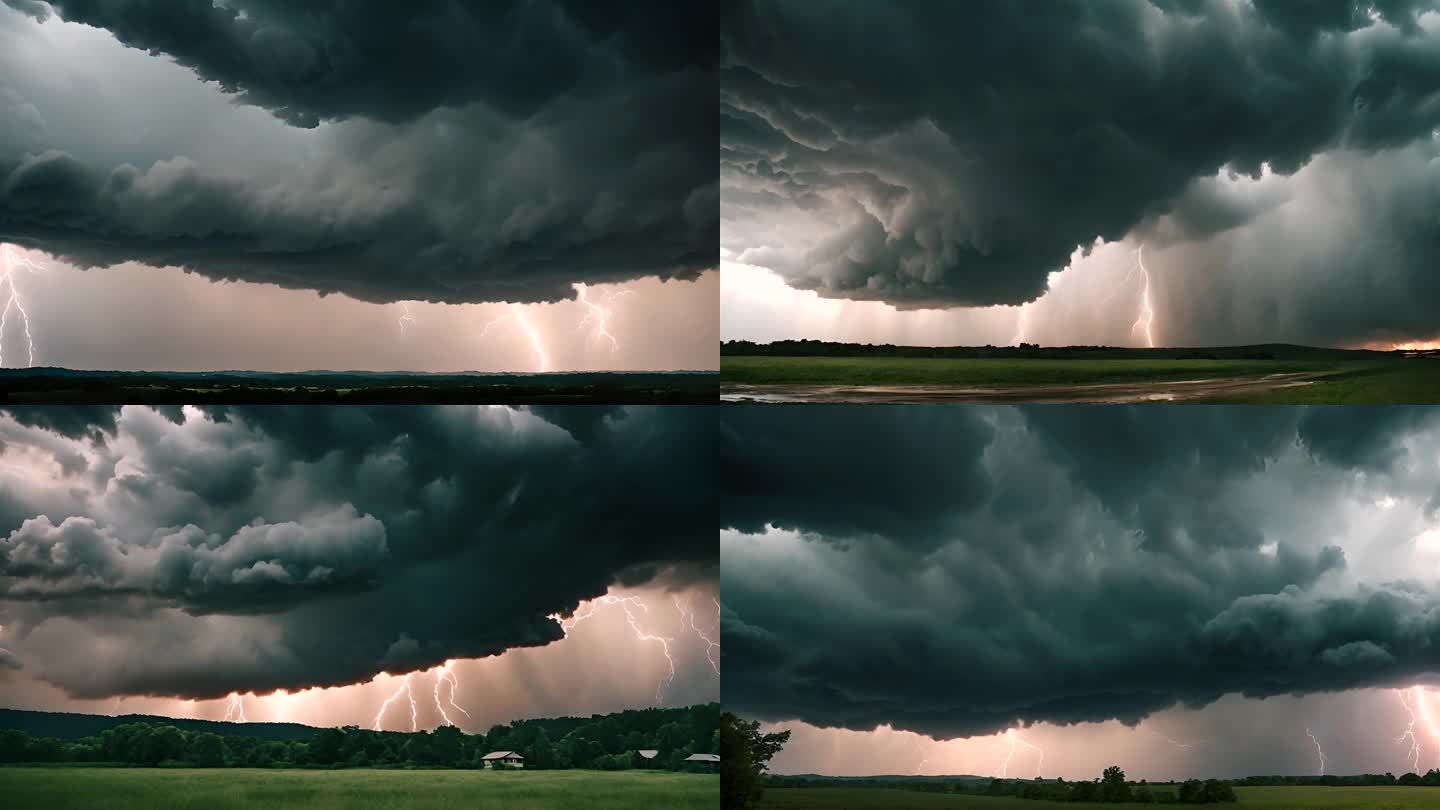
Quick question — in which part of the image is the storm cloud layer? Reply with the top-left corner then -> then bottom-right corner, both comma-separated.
721,0 -> 1440,345
0,404 -> 715,700
0,1 -> 716,304
721,406 -> 1440,740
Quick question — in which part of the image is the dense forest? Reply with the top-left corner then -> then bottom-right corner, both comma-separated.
0,703 -> 718,771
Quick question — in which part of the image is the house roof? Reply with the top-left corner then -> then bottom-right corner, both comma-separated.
683,753 -> 720,762
481,751 -> 524,760
637,750 -> 659,758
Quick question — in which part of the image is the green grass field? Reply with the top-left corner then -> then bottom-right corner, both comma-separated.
720,356 -> 1440,402
0,766 -> 717,810
758,785 -> 1440,809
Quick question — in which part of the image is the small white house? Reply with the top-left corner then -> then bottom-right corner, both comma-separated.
637,750 -> 659,760
482,751 -> 525,769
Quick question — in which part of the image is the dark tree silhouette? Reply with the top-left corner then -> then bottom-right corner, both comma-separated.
720,712 -> 790,809
1101,765 -> 1133,803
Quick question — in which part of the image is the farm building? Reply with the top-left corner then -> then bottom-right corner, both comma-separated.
682,753 -> 720,771
635,749 -> 660,767
481,751 -> 525,769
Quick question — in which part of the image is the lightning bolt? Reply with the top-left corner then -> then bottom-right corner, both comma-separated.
673,595 -> 720,675
0,244 -> 46,368
999,728 -> 1044,779
1132,243 -> 1156,348
1011,304 -> 1030,346
1306,727 -> 1327,776
550,595 -> 676,703
478,304 -> 551,372
373,674 -> 418,732
1147,728 -> 1203,750
431,662 -> 471,728
1396,687 -> 1437,772
575,284 -> 632,353
222,693 -> 248,723
397,303 -> 417,335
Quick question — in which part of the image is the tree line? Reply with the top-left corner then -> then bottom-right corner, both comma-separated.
766,767 -> 1238,805
0,702 -> 717,771
720,339 -> 1296,361
1234,770 -> 1440,787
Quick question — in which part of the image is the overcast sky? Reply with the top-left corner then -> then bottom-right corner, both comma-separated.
0,1 -> 717,371
721,0 -> 1440,349
721,405 -> 1440,779
0,405 -> 718,730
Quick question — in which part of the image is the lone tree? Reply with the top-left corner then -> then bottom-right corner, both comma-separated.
720,712 -> 791,810
1101,765 -> 1133,803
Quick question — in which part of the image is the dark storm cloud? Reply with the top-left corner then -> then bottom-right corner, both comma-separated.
0,0 -> 717,304
0,404 -> 715,699
5,0 -> 714,127
720,0 -> 1440,309
0,405 -> 120,441
720,405 -> 1440,740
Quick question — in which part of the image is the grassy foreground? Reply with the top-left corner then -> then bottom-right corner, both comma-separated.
721,356 -> 1440,402
0,766 -> 717,810
758,785 -> 1440,809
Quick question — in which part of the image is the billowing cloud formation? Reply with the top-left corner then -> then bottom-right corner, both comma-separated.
0,404 -> 714,699
721,0 -> 1440,341
0,1 -> 716,304
721,405 -> 1440,740
2,506 -> 388,608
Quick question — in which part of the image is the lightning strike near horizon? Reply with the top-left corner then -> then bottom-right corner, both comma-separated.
222,693 -> 248,723
373,674 -> 418,732
397,303 -> 417,335
576,284 -> 632,353
0,244 -> 47,368
999,729 -> 1044,779
673,595 -> 720,675
1132,243 -> 1156,348
1306,727 -> 1327,776
478,304 -> 551,372
1011,304 -> 1030,346
1395,687 -> 1440,772
431,662 -> 471,728
551,595 -> 676,703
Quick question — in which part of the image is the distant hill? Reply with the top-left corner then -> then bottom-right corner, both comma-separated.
721,340 -> 1386,361
0,708 -> 317,742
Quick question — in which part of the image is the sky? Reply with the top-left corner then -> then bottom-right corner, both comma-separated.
720,0 -> 1440,350
0,1 -> 717,371
0,405 -> 720,731
721,405 -> 1440,780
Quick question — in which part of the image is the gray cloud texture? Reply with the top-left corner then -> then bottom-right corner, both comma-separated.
0,1 -> 716,305
721,0 -> 1440,344
0,404 -> 715,700
721,405 -> 1440,740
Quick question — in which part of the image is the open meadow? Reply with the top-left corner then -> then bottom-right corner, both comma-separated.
757,785 -> 1440,809
0,766 -> 718,810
